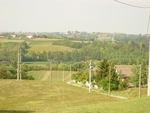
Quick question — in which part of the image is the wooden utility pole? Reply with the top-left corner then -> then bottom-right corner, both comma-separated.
50,61 -> 52,86
89,60 -> 92,93
62,67 -> 64,82
147,13 -> 150,96
58,64 -> 60,81
17,44 -> 21,81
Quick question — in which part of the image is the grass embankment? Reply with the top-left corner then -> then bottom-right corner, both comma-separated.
0,80 -> 150,113
0,80 -> 116,113
111,88 -> 147,98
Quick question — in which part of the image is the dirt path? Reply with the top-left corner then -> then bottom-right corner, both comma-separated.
42,71 -> 49,81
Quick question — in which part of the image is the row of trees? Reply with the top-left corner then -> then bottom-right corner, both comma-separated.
23,40 -> 148,64
0,62 -> 34,80
0,40 -> 148,65
52,40 -> 83,49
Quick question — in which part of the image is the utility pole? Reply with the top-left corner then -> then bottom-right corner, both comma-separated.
58,64 -> 60,81
148,14 -> 150,96
108,66 -> 111,96
17,44 -> 21,81
148,41 -> 150,95
89,60 -> 92,93
62,67 -> 64,82
114,0 -> 150,97
139,65 -> 141,98
50,61 -> 52,86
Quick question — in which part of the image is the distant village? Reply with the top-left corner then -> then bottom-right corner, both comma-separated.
0,30 -> 144,42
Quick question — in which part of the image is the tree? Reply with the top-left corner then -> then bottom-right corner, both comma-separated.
41,51 -> 47,61
96,59 -> 109,82
27,51 -> 37,61
0,66 -> 9,79
130,58 -> 147,87
96,59 -> 127,91
63,51 -> 71,62
71,72 -> 88,83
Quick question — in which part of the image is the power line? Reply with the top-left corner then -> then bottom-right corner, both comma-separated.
114,0 -> 150,9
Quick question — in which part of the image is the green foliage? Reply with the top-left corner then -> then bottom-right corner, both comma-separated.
21,71 -> 34,80
118,81 -> 128,90
96,59 -> 109,81
130,58 -> 147,87
0,66 -> 10,79
0,64 -> 34,80
72,72 -> 88,82
0,37 -> 149,64
96,59 -> 127,91
78,73 -> 88,83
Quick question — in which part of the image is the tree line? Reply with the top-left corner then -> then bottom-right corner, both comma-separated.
0,40 -> 148,65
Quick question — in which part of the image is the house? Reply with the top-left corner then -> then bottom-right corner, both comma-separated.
115,65 -> 132,82
11,34 -> 16,38
26,34 -> 33,38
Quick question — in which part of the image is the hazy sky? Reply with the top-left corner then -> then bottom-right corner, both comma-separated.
0,0 -> 150,34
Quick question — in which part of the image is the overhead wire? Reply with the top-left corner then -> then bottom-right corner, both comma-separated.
114,0 -> 150,9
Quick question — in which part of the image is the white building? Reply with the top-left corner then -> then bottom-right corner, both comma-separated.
26,35 -> 33,38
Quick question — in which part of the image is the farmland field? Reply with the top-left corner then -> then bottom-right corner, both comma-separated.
0,38 -> 75,52
0,39 -> 24,43
28,39 -> 75,52
28,70 -> 71,82
0,80 -> 150,113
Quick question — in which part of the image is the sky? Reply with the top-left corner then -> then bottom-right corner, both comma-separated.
0,0 -> 150,34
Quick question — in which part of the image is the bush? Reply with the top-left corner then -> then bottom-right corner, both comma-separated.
98,78 -> 120,91
118,81 -> 128,90
0,66 -> 9,79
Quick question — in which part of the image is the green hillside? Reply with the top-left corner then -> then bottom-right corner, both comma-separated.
0,80 -> 150,113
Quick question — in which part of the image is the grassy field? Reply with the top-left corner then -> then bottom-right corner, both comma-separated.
0,80 -> 150,113
0,38 -> 75,52
0,39 -> 25,43
28,71 -> 71,82
28,39 -> 75,52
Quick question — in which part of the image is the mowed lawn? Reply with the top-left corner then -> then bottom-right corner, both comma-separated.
0,79 -> 150,113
